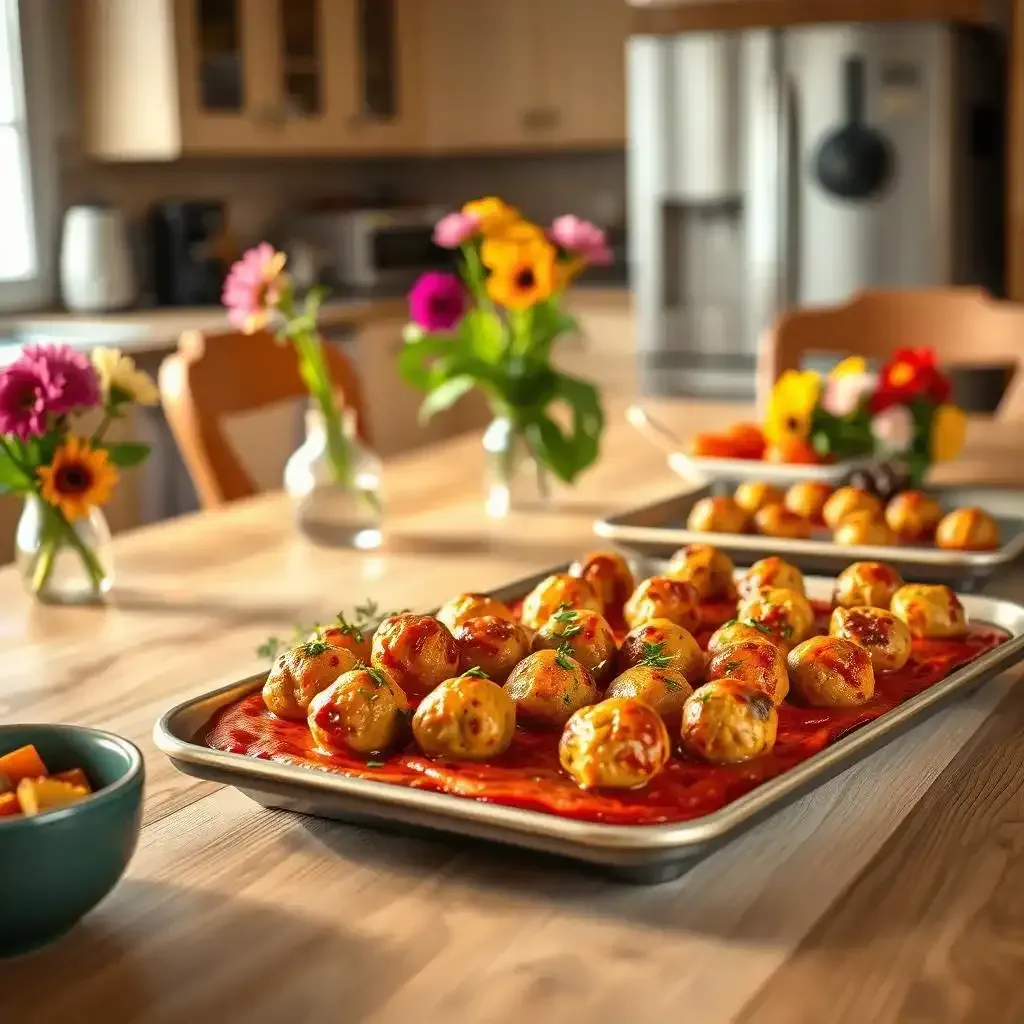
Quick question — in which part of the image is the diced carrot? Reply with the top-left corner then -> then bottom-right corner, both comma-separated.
0,744 -> 48,784
52,768 -> 92,793
16,778 -> 89,816
0,792 -> 20,816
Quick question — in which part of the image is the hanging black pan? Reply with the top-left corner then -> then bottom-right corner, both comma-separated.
814,56 -> 893,201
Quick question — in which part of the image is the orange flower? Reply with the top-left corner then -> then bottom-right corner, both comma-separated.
38,438 -> 118,521
461,197 -> 520,237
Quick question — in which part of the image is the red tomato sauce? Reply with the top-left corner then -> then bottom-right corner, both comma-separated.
205,599 -> 1008,825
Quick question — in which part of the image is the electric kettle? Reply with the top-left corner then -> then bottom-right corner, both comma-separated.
60,203 -> 137,313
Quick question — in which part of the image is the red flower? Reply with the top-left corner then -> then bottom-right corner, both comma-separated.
871,348 -> 951,412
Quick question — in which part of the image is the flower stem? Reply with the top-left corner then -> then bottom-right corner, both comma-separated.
30,501 -> 107,599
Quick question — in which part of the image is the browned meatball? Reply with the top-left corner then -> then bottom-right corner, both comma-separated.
823,487 -> 883,530
686,495 -> 750,534
503,649 -> 599,728
532,607 -> 618,685
737,556 -> 806,599
833,511 -> 896,547
559,697 -> 672,790
706,639 -> 789,704
935,507 -> 1001,552
371,614 -> 461,700
680,679 -> 778,764
312,622 -> 372,664
735,587 -> 816,648
754,503 -> 813,540
605,665 -> 694,725
520,573 -> 603,631
784,481 -> 834,526
884,490 -> 943,542
734,480 -> 785,516
617,618 -> 704,681
832,561 -> 904,610
787,635 -> 875,707
307,666 -> 409,756
624,576 -> 701,632
435,593 -> 515,633
411,673 -> 517,761
666,543 -> 737,601
706,618 -> 784,655
569,551 -> 636,615
263,638 -> 360,720
454,616 -> 532,683
829,606 -> 912,672
890,584 -> 968,639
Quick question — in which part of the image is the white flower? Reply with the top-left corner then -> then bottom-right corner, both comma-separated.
91,348 -> 160,406
821,371 -> 877,417
870,404 -> 914,453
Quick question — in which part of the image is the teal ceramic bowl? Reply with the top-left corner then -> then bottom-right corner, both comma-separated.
0,725 -> 144,958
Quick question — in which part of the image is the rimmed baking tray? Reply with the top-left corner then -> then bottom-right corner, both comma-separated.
154,565 -> 1024,884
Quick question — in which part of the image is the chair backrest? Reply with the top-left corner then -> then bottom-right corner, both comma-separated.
159,328 -> 370,509
756,288 -> 1024,421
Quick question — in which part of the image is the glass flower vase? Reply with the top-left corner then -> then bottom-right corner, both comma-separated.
15,496 -> 113,604
284,406 -> 383,549
482,416 -> 553,517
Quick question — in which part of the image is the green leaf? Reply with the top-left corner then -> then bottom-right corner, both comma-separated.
459,309 -> 505,364
0,449 -> 32,493
419,375 -> 476,424
530,300 -> 580,361
396,334 -> 461,390
103,442 -> 150,468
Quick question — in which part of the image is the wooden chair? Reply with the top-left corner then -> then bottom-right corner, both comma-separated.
756,288 -> 1024,421
159,329 -> 370,509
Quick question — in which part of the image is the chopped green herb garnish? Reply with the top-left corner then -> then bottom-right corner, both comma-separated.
723,659 -> 744,675
551,603 -> 583,640
364,665 -> 390,688
720,618 -> 738,629
748,620 -> 774,636
639,641 -> 673,670
463,666 -> 490,679
555,644 -> 576,671
780,623 -> 794,639
366,760 -> 386,768
299,638 -> 331,658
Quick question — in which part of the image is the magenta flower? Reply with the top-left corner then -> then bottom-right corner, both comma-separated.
20,344 -> 101,415
408,272 -> 466,332
433,211 -> 481,249
222,242 -> 288,333
0,362 -> 50,439
549,215 -> 613,266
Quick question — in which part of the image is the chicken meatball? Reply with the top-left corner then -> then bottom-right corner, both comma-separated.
371,614 -> 461,699
520,573 -> 603,631
411,673 -> 517,761
829,606 -> 912,672
832,561 -> 904,610
706,639 -> 789,704
559,697 -> 672,790
532,607 -> 618,685
435,593 -> 515,633
734,480 -> 785,516
307,666 -> 409,756
263,638 -> 361,721
666,543 -> 737,601
680,679 -> 778,764
312,622 -> 372,664
784,481 -> 834,525
706,618 -> 783,655
686,495 -> 750,534
884,490 -> 943,542
735,587 -> 816,648
617,618 -> 704,681
823,486 -> 883,530
754,503 -> 813,540
605,665 -> 694,725
624,576 -> 701,632
568,551 -> 636,615
890,584 -> 968,639
787,635 -> 875,707
833,510 -> 896,547
454,616 -> 532,684
503,649 -> 599,728
935,507 -> 1001,552
737,556 -> 806,599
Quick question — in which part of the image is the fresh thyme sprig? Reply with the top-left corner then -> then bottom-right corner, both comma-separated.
638,640 -> 673,670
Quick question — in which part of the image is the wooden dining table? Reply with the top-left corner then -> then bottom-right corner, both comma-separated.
3,393 -> 1024,1024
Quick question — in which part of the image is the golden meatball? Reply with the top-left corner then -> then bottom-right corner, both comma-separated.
829,606 -> 912,672
617,618 -> 704,681
624,576 -> 701,632
454,616 -> 532,684
735,587 -> 816,648
435,593 -> 515,633
737,556 -> 806,599
784,481 -> 834,525
833,511 -> 896,547
666,544 -> 737,601
734,480 -> 785,516
371,614 -> 461,700
680,679 -> 778,764
533,607 -> 618,685
788,635 -> 875,707
935,507 -> 1001,552
559,697 -> 672,790
411,673 -> 516,761
520,573 -> 602,631
754,503 -> 813,540
312,622 -> 372,664
307,666 -> 409,756
605,665 -> 694,725
504,649 -> 599,728
832,561 -> 904,610
706,618 -> 783,655
263,638 -> 361,721
686,495 -> 750,534
890,584 -> 967,639
706,639 -> 789,704
885,490 -> 943,542
569,551 -> 636,615
823,487 -> 883,530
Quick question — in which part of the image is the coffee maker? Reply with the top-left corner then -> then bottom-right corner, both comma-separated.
148,200 -> 235,306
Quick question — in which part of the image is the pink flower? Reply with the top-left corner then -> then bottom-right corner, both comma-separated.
20,344 -> 101,414
408,272 -> 466,332
433,211 -> 481,249
822,371 -> 878,417
222,242 -> 288,333
870,404 -> 915,453
549,215 -> 613,266
0,362 -> 50,439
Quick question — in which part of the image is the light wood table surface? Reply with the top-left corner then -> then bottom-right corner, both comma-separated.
3,396 -> 1024,1024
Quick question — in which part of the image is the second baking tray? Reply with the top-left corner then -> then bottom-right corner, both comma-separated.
595,484 -> 1024,588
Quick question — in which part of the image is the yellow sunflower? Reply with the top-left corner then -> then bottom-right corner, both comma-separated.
764,370 -> 822,445
38,438 -> 119,521
462,197 -> 520,237
930,403 -> 967,462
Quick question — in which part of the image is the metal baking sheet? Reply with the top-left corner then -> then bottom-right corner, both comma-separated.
596,484 -> 1024,589
153,564 -> 1024,884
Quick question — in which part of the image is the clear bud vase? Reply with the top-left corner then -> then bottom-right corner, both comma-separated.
15,496 -> 113,604
284,406 -> 383,549
482,416 -> 553,517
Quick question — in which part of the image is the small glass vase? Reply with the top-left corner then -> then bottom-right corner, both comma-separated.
15,496 -> 113,604
284,406 -> 383,549
482,416 -> 553,517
